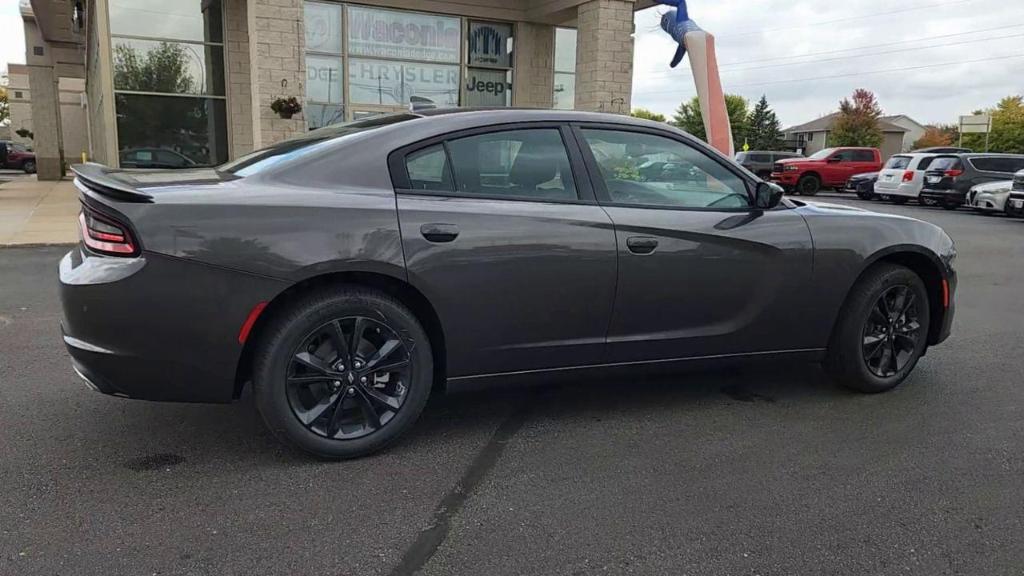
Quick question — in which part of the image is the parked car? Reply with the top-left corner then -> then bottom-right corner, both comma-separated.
60,109 -> 956,459
735,150 -> 802,179
1005,170 -> 1024,217
119,147 -> 198,169
919,153 -> 1024,210
873,153 -> 938,204
842,171 -> 879,200
770,147 -> 882,195
966,179 -> 1014,214
0,140 -> 37,173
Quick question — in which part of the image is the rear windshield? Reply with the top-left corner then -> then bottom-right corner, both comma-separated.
916,156 -> 937,170
884,155 -> 912,169
220,113 -> 417,176
928,156 -> 962,171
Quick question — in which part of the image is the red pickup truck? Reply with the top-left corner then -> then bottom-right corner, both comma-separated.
770,147 -> 881,195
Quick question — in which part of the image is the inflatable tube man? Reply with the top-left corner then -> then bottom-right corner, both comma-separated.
656,0 -> 733,156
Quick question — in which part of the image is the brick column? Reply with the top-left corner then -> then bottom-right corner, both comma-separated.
247,0 -> 306,148
224,0 -> 254,158
512,22 -> 554,109
23,17 -> 66,179
574,0 -> 634,114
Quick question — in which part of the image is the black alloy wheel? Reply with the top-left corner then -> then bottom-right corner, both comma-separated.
798,174 -> 821,196
253,287 -> 433,459
287,316 -> 411,440
861,285 -> 922,378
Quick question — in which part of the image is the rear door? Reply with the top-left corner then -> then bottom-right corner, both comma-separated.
391,124 -> 618,378
572,124 -> 814,363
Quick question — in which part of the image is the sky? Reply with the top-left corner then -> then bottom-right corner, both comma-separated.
2,0 -> 1021,128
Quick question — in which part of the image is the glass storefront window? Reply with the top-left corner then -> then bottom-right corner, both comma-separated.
305,2 -> 344,129
115,93 -> 227,167
347,6 -> 461,64
464,68 -> 511,107
349,59 -> 459,107
113,38 -> 225,96
468,21 -> 513,68
110,0 -> 227,167
553,27 -> 577,110
109,0 -> 223,43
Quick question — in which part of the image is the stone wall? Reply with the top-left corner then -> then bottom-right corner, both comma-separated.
574,0 -> 634,114
512,22 -> 555,109
249,0 -> 307,147
225,0 -> 254,158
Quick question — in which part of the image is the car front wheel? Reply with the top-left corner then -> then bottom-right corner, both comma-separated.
253,287 -> 433,459
22,160 -> 36,174
797,174 -> 821,196
825,263 -> 930,393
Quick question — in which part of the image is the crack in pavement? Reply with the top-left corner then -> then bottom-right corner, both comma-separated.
389,391 -> 538,576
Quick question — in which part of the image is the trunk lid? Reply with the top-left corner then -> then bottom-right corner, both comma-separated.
71,163 -> 236,203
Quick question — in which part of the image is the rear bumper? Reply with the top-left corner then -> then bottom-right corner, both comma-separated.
59,247 -> 286,403
919,188 -> 966,205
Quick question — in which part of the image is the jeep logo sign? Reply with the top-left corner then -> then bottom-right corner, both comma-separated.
464,69 -> 512,107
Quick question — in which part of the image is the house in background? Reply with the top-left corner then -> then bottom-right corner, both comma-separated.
783,112 -> 910,160
882,114 -> 927,152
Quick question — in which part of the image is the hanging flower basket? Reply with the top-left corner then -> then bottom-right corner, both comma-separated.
271,97 -> 302,119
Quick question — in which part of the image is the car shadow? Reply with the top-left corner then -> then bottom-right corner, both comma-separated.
103,361 -> 846,465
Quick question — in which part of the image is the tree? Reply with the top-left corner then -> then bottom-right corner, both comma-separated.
671,94 -> 749,146
630,108 -> 666,122
745,94 -> 783,150
912,125 -> 955,149
113,42 -> 210,162
0,86 -> 9,125
830,88 -> 883,148
961,95 -> 1024,153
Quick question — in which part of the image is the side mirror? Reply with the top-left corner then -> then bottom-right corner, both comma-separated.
755,181 -> 784,209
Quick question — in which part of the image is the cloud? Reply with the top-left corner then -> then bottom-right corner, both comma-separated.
631,0 -> 1024,126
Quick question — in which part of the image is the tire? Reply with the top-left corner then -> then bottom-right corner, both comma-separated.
825,263 -> 930,393
22,160 -> 36,174
941,203 -> 959,210
890,196 -> 908,205
797,174 -> 821,196
856,191 -> 874,200
918,197 -> 937,207
253,287 -> 433,459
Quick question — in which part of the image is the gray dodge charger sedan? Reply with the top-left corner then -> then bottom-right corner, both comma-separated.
60,109 -> 957,459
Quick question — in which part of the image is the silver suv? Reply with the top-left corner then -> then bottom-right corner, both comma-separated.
736,150 -> 802,179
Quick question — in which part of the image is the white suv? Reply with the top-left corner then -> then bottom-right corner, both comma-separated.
874,153 -> 938,204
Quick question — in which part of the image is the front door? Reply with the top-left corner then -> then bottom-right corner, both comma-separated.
573,125 -> 815,363
393,125 -> 618,378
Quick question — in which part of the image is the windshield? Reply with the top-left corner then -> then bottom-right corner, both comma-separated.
219,113 -> 418,176
884,156 -> 912,170
808,148 -> 836,160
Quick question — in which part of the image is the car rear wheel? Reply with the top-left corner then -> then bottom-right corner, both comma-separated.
856,189 -> 874,200
22,160 -> 36,174
797,174 -> 821,196
825,263 -> 930,393
253,287 -> 433,459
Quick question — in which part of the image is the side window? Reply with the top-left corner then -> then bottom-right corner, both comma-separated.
446,129 -> 578,201
405,144 -> 453,192
749,153 -> 770,163
853,150 -> 875,162
831,150 -> 854,162
969,157 -> 998,172
579,128 -> 750,209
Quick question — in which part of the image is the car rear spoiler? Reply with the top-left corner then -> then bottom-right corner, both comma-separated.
70,163 -> 154,203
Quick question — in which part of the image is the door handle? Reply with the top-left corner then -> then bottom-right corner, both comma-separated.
420,223 -> 459,243
626,236 -> 658,254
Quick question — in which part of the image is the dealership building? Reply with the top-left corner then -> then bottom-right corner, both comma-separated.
19,0 -> 650,180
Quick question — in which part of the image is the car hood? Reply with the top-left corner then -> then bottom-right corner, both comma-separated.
972,180 -> 1013,193
850,172 -> 879,180
792,199 -> 873,213
776,157 -> 813,165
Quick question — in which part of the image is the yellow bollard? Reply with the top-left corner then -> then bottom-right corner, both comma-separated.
81,152 -> 88,164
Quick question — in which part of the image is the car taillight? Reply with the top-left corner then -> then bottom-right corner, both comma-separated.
944,169 -> 963,178
902,170 -> 914,183
78,207 -> 138,256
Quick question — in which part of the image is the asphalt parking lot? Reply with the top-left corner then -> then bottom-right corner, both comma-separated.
1,195 -> 1022,576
